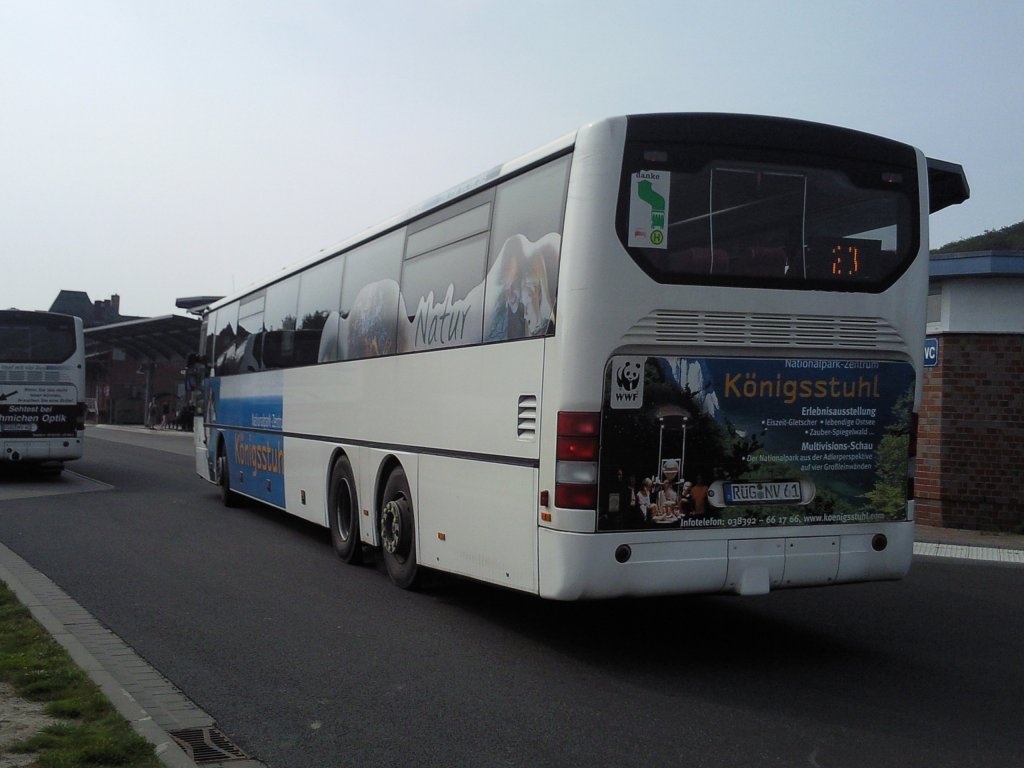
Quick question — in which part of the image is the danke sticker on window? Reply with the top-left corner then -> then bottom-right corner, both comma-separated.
628,170 -> 671,249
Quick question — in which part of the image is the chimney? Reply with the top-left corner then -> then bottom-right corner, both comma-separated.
111,294 -> 120,316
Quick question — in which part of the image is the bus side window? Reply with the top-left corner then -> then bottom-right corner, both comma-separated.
237,293 -> 265,373
203,312 -> 216,369
296,257 -> 344,365
484,155 -> 570,341
399,193 -> 493,353
339,230 -> 404,361
212,303 -> 239,376
398,234 -> 489,352
263,276 -> 300,369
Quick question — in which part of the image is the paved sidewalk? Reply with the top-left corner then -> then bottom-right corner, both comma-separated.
914,523 -> 1024,550
913,523 -> 1024,565
92,423 -> 193,434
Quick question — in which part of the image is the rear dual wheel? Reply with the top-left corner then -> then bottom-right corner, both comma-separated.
379,467 -> 420,589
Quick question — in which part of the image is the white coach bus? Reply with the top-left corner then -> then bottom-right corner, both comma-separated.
0,310 -> 86,471
191,113 -> 968,599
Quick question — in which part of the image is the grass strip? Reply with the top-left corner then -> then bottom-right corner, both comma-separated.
0,580 -> 163,767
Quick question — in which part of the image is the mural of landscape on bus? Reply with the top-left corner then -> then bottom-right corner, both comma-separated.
225,231 -> 562,374
327,232 -> 560,358
598,355 -> 916,531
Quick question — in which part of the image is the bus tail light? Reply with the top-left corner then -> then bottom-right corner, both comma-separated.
555,483 -> 598,510
555,411 -> 600,510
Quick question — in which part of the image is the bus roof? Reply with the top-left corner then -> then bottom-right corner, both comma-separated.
0,309 -> 79,325
206,127 -> 579,314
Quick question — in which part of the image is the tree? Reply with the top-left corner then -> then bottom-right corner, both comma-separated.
932,220 -> 1024,253
863,385 -> 914,519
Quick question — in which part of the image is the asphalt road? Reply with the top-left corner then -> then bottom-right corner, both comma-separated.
0,428 -> 1021,768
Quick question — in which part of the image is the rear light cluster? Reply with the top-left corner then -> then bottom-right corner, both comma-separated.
555,411 -> 600,509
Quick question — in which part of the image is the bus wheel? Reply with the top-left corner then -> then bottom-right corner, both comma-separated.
380,467 -> 419,589
217,445 -> 239,508
328,456 -> 362,564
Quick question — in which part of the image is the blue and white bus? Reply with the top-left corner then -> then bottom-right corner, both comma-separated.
192,113 -> 968,598
0,310 -> 86,471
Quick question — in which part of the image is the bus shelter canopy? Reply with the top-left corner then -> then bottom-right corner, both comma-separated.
84,315 -> 200,363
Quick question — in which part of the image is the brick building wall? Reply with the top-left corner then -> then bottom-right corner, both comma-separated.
916,333 -> 1024,531
86,352 -> 187,425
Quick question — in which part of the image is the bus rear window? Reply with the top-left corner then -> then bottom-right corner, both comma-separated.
618,145 -> 918,291
0,317 -> 77,363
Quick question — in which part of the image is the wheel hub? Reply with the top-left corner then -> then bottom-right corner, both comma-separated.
381,498 -> 405,554
334,481 -> 352,540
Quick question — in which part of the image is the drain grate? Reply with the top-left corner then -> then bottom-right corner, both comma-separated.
169,726 -> 249,763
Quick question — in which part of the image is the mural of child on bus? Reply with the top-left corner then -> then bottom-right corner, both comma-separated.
484,233 -> 559,341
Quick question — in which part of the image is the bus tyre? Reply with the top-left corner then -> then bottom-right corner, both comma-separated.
217,445 -> 239,508
328,456 -> 362,564
380,467 -> 419,589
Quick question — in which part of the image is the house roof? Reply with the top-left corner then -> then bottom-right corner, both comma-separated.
48,290 -> 138,328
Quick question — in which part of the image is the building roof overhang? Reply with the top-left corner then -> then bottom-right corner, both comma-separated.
84,315 -> 201,362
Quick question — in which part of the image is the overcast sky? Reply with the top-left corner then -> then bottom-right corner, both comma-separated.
2,0 -> 1021,318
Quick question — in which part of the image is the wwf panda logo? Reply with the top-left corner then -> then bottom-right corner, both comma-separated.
615,360 -> 642,391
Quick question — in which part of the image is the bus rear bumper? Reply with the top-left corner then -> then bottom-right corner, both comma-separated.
1,440 -> 82,463
537,521 -> 914,600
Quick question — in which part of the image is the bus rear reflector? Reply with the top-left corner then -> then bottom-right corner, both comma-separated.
555,411 -> 600,510
555,483 -> 598,510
